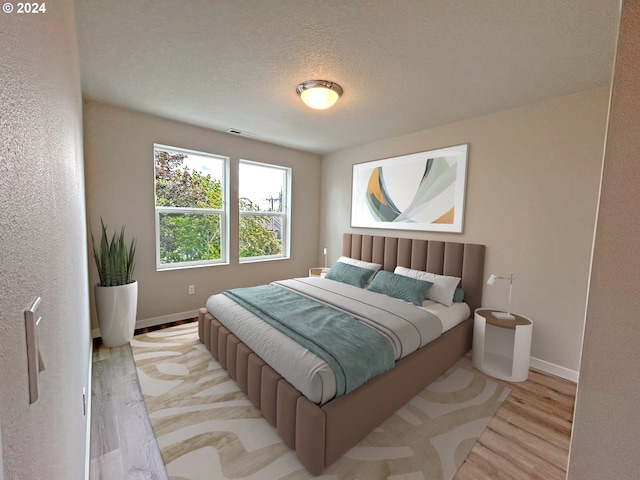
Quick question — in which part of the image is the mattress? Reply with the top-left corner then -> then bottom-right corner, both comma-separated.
206,277 -> 470,404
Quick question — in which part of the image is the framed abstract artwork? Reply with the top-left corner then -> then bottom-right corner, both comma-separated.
351,144 -> 468,233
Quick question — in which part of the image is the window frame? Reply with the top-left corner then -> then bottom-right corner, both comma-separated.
154,144 -> 229,271
238,159 -> 291,263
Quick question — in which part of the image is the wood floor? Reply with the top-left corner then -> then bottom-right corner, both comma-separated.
90,340 -> 167,480
90,337 -> 576,480
454,356 -> 576,480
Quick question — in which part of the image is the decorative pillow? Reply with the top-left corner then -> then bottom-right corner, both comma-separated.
453,287 -> 465,303
367,270 -> 433,306
394,266 -> 461,307
336,256 -> 382,285
325,261 -> 376,288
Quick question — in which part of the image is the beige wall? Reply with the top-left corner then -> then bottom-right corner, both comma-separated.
0,1 -> 91,477
568,0 -> 640,477
320,87 -> 610,375
83,101 -> 321,328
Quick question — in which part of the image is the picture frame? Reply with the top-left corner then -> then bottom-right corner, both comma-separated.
351,144 -> 468,233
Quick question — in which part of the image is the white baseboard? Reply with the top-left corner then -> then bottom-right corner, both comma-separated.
530,356 -> 579,383
91,309 -> 200,339
466,351 -> 579,383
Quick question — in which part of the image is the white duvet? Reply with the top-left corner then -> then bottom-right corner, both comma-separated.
206,277 -> 470,405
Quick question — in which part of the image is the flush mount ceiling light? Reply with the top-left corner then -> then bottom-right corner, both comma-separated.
296,80 -> 343,110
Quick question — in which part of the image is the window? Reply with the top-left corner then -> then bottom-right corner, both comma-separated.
239,160 -> 291,262
154,144 -> 228,270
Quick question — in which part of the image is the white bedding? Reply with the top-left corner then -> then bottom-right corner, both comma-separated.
420,299 -> 470,332
206,277 -> 470,405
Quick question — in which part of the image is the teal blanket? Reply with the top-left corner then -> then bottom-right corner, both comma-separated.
224,284 -> 395,397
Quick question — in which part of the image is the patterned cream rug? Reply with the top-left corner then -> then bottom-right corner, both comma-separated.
132,322 -> 509,480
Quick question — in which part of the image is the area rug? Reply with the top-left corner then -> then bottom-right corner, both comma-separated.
131,322 -> 510,480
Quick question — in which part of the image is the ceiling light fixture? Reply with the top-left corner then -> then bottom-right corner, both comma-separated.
296,80 -> 343,110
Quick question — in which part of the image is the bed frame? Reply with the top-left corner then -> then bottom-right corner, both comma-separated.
198,233 -> 485,475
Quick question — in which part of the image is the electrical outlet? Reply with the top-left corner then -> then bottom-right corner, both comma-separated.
188,285 -> 195,295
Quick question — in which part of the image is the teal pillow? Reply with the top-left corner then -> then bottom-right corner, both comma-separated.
367,271 -> 433,306
325,262 -> 376,288
453,288 -> 465,303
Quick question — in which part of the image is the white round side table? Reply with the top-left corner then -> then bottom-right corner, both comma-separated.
472,308 -> 533,382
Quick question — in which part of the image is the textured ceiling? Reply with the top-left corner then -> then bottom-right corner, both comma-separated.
74,0 -> 621,155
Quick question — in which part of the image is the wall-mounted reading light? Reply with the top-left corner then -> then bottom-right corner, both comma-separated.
296,80 -> 343,110
487,271 -> 515,319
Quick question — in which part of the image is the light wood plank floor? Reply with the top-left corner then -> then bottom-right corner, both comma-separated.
455,356 -> 576,480
90,339 -> 576,479
90,340 -> 168,480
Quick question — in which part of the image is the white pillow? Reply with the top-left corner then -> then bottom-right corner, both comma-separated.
394,266 -> 461,307
337,256 -> 382,284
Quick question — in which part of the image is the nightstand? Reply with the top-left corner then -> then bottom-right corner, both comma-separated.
472,308 -> 533,382
309,267 -> 329,277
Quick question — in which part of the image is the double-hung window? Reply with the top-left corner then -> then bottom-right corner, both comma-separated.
239,160 -> 291,262
154,144 -> 229,270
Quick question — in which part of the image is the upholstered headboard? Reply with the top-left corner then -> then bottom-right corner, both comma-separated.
342,233 -> 486,314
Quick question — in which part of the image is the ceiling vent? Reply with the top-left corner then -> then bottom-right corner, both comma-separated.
227,128 -> 255,138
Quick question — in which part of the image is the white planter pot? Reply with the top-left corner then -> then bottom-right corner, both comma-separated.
95,281 -> 138,347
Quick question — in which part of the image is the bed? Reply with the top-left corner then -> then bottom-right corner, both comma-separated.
198,233 -> 485,475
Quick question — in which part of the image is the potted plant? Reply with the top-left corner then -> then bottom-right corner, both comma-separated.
91,219 -> 137,347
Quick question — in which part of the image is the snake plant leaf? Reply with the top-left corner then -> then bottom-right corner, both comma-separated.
91,218 -> 136,287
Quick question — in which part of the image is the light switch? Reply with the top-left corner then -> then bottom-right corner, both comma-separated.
24,297 -> 45,404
